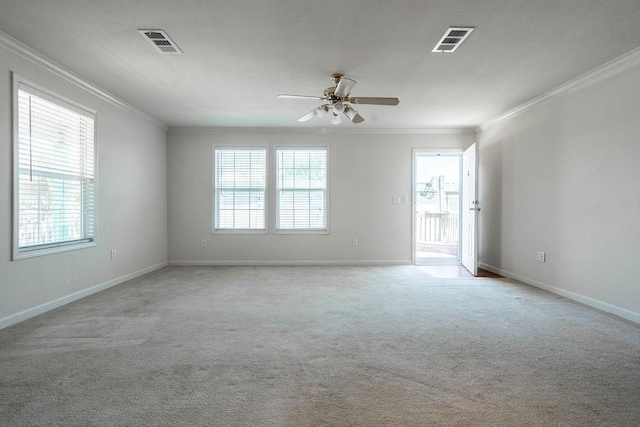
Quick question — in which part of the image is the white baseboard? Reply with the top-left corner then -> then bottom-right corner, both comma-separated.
169,260 -> 412,267
479,262 -> 640,325
0,261 -> 168,330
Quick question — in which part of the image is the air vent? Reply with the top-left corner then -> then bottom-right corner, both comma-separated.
138,29 -> 183,54
432,27 -> 474,53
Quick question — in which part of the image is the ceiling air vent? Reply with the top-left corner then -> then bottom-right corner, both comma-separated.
138,29 -> 183,54
432,27 -> 474,53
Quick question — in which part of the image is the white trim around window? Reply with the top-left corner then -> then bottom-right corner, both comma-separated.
212,145 -> 269,234
12,74 -> 98,260
273,146 -> 330,235
211,143 -> 330,235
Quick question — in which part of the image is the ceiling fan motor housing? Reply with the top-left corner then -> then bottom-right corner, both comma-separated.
324,86 -> 340,100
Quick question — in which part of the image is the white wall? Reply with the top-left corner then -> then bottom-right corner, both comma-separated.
168,130 -> 474,264
478,62 -> 640,321
0,43 -> 168,327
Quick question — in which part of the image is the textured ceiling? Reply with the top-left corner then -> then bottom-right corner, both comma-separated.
1,0 -> 640,129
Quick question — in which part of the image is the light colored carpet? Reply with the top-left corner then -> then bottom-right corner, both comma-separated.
1,266 -> 639,426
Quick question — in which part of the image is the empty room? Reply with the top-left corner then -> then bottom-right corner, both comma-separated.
1,1 -> 639,425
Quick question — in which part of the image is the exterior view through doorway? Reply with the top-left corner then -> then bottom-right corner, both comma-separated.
413,151 -> 461,266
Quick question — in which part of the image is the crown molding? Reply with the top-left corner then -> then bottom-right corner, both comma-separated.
0,30 -> 168,130
478,46 -> 640,132
168,126 -> 476,135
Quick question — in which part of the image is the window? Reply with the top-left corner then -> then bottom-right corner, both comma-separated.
214,147 -> 267,231
276,148 -> 328,232
13,77 -> 96,259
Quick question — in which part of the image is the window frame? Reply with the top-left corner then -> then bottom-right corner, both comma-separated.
12,74 -> 98,260
273,145 -> 330,235
212,144 -> 269,234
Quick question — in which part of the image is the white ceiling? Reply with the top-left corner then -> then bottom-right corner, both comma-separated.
1,0 -> 640,129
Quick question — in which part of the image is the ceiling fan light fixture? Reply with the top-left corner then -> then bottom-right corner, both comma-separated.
280,73 -> 399,125
318,105 -> 330,118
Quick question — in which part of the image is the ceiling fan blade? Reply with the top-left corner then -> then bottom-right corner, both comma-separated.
297,104 -> 330,122
343,106 -> 364,124
279,94 -> 324,101
297,109 -> 318,122
335,77 -> 356,98
349,97 -> 399,106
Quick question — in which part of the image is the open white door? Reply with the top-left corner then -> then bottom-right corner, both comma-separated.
461,143 -> 479,276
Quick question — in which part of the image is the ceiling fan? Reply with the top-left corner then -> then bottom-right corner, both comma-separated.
278,73 -> 399,124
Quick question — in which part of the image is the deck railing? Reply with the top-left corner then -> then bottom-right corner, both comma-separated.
416,212 -> 459,245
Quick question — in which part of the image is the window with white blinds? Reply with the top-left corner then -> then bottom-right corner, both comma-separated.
276,148 -> 328,231
214,147 -> 267,231
14,79 -> 96,258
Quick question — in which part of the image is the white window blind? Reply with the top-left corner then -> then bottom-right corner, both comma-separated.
214,147 -> 266,230
276,148 -> 327,231
15,82 -> 96,257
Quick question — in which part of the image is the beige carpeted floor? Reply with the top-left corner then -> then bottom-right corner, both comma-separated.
1,266 -> 639,426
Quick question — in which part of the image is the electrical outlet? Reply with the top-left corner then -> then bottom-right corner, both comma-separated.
352,238 -> 359,247
201,239 -> 207,247
537,251 -> 545,263
111,249 -> 117,260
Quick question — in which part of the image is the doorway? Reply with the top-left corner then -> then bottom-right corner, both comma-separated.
413,152 -> 461,266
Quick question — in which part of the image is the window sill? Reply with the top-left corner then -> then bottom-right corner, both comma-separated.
13,241 -> 97,261
273,229 -> 330,235
212,229 -> 269,235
